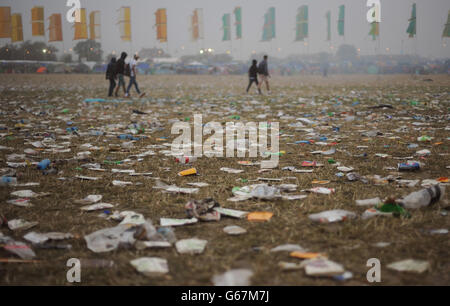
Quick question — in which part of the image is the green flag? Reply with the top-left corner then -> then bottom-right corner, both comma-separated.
234,7 -> 242,39
262,7 -> 275,41
369,22 -> 379,40
295,5 -> 308,41
222,13 -> 231,41
326,11 -> 331,41
338,5 -> 345,36
442,10 -> 450,37
407,3 -> 416,38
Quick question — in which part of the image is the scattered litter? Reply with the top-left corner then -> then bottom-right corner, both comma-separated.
175,238 -> 207,254
130,257 -> 169,275
247,212 -> 273,222
212,269 -> 253,286
223,225 -> 247,235
309,210 -> 356,223
387,259 -> 430,273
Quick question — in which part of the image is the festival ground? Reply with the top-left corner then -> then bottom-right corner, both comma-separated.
0,74 -> 449,285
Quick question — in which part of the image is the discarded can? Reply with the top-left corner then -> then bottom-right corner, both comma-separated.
398,161 -> 420,171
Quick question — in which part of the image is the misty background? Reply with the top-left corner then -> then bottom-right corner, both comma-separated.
0,0 -> 449,60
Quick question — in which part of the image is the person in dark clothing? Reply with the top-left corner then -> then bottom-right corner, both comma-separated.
257,55 -> 270,94
106,57 -> 117,97
114,52 -> 127,97
246,60 -> 262,94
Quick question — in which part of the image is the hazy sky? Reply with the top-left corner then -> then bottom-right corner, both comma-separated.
1,0 -> 449,60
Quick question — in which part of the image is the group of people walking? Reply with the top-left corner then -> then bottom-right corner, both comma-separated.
106,52 -> 145,98
247,55 -> 271,95
105,53 -> 270,97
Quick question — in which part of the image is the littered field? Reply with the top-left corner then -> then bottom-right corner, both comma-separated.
0,74 -> 449,285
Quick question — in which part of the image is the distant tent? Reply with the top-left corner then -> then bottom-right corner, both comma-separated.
37,66 -> 47,73
407,3 -> 416,38
442,10 -> 450,38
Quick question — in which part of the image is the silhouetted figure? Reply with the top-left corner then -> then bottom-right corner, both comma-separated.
106,57 -> 117,97
114,52 -> 127,97
246,60 -> 261,94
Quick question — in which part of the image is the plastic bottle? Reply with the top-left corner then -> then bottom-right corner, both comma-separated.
175,156 -> 197,164
399,185 -> 445,209
1,176 -> 17,186
37,159 -> 51,170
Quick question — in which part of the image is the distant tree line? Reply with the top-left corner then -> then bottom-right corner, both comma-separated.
0,41 -> 58,61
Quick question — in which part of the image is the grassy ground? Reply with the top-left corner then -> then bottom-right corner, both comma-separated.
0,74 -> 449,285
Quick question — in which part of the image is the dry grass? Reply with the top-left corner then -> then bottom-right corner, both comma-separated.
0,74 -> 449,285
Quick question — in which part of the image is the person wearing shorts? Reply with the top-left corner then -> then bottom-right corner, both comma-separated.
257,55 -> 270,94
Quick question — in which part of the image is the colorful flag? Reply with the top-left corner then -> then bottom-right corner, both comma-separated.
118,7 -> 131,41
338,5 -> 345,36
73,8 -> 87,40
0,7 -> 11,38
326,11 -> 331,41
222,13 -> 231,41
262,7 -> 275,41
191,8 -> 204,41
48,13 -> 63,42
31,6 -> 45,36
89,11 -> 101,40
443,10 -> 450,38
406,3 -> 416,38
11,13 -> 23,42
234,7 -> 242,39
155,8 -> 167,43
295,5 -> 308,41
369,22 -> 379,40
